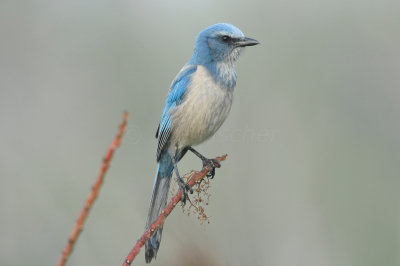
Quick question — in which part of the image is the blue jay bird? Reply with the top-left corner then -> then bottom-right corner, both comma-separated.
145,23 -> 258,263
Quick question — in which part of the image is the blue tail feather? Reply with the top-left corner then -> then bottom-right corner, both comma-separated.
145,151 -> 174,263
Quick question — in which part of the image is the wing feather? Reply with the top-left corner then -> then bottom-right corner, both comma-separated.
156,65 -> 197,161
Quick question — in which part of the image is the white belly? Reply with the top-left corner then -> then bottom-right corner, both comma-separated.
169,65 -> 233,148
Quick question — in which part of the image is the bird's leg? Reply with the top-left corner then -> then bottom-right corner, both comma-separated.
170,154 -> 193,204
187,147 -> 221,179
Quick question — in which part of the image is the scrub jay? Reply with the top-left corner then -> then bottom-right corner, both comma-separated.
145,23 -> 258,263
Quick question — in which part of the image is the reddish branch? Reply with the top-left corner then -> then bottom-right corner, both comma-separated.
122,154 -> 227,266
58,111 -> 129,266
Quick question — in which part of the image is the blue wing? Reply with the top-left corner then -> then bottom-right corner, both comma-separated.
156,64 -> 197,161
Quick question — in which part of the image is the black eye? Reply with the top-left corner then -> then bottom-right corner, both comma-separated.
221,35 -> 231,42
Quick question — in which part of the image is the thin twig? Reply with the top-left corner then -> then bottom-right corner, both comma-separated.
122,154 -> 227,266
58,111 -> 129,266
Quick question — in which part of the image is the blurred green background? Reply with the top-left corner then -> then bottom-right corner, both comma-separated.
1,0 -> 399,265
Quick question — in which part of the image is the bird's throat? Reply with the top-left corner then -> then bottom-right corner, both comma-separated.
205,62 -> 237,91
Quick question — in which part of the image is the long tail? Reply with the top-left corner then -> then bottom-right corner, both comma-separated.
145,150 -> 174,263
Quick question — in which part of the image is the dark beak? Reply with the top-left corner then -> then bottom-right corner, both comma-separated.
236,37 -> 259,47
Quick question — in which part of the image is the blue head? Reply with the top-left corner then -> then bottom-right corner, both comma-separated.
189,23 -> 259,65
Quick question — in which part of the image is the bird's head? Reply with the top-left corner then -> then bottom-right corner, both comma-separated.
190,23 -> 259,65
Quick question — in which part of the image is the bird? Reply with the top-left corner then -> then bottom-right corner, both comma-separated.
144,23 -> 259,263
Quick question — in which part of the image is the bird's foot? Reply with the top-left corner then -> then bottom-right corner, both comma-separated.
187,147 -> 221,179
177,177 -> 193,204
202,158 -> 221,179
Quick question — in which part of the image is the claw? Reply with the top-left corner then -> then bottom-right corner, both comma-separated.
187,147 -> 220,179
171,152 -> 193,204
203,158 -> 220,179
177,178 -> 193,204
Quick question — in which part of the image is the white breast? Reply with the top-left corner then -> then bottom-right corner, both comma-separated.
170,65 -> 233,148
